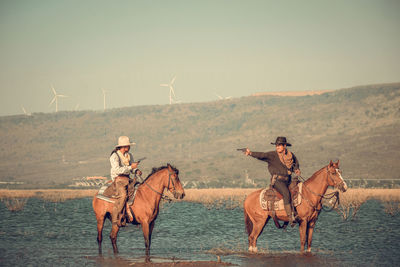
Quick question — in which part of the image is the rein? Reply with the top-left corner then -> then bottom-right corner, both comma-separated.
298,168 -> 340,212
141,169 -> 175,202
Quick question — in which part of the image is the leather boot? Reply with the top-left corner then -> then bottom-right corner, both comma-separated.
112,206 -> 121,227
284,204 -> 297,227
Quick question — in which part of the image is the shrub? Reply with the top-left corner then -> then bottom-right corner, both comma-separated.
2,198 -> 27,212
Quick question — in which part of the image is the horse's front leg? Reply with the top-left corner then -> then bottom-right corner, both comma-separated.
306,221 -> 316,253
148,220 -> 155,249
141,221 -> 151,258
110,223 -> 120,254
298,220 -> 307,253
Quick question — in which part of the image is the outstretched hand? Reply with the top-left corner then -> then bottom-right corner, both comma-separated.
295,169 -> 301,176
131,162 -> 139,169
244,148 -> 251,156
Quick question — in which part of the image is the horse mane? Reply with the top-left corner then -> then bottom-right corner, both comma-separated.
144,164 -> 179,181
304,165 -> 327,183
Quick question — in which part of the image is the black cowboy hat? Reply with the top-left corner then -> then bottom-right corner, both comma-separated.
271,136 -> 292,146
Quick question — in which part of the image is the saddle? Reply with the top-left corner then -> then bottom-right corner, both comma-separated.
99,180 -> 136,202
260,178 -> 303,211
97,180 -> 137,210
96,180 -> 140,226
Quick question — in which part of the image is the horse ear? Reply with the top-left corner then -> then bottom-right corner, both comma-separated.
167,163 -> 172,170
329,160 -> 333,167
336,159 -> 340,166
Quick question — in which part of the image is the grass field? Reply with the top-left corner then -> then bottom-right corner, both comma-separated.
1,188 -> 399,216
1,188 -> 399,202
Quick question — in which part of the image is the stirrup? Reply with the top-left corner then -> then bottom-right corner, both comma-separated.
289,214 -> 299,227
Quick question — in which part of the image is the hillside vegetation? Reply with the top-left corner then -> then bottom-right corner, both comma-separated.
0,83 -> 399,188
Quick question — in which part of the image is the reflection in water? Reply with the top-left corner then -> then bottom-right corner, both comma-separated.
0,199 -> 399,266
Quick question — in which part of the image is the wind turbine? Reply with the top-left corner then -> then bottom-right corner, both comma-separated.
102,89 -> 109,111
21,106 -> 31,116
215,93 -> 233,100
160,76 -> 177,104
49,86 -> 67,112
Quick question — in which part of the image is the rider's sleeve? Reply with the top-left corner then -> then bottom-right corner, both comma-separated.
250,151 -> 272,162
128,152 -> 137,174
110,153 -> 132,175
292,153 -> 300,171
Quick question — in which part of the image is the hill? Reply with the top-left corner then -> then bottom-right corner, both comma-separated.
0,83 -> 399,188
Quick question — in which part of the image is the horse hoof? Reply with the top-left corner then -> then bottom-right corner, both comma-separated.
248,246 -> 258,253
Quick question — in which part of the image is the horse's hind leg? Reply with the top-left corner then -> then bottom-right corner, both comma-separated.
96,215 -> 106,254
249,216 -> 270,253
110,224 -> 120,254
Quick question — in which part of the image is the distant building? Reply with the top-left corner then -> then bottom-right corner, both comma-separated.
252,90 -> 333,97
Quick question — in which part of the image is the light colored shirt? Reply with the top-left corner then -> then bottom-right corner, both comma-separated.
110,152 -> 135,180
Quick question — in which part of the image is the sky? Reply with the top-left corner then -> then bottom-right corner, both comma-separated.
0,0 -> 399,116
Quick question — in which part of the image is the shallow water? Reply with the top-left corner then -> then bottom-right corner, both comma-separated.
0,198 -> 399,266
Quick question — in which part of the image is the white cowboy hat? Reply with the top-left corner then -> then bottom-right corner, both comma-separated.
116,136 -> 136,148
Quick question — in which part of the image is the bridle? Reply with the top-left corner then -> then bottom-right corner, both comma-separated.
299,166 -> 343,212
327,167 -> 346,190
142,168 -> 177,202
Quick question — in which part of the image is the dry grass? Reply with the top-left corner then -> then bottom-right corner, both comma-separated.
0,188 -> 399,214
334,189 -> 400,220
1,198 -> 28,212
0,189 -> 97,202
383,201 -> 400,216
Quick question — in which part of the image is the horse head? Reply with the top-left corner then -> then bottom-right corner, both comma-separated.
166,163 -> 185,199
326,160 -> 348,192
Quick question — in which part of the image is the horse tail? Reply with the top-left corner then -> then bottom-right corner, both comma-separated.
244,207 -> 253,235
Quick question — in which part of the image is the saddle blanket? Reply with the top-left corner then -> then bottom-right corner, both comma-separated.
96,183 -> 136,206
259,182 -> 303,211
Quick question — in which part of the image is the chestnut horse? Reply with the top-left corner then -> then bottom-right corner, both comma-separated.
244,160 -> 347,253
92,164 -> 185,257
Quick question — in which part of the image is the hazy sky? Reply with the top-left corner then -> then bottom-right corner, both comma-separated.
0,0 -> 399,116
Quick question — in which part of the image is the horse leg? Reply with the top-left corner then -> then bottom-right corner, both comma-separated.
110,223 -> 120,254
141,221 -> 151,259
148,220 -> 155,249
298,220 -> 307,253
248,215 -> 270,253
96,214 -> 106,254
306,221 -> 316,252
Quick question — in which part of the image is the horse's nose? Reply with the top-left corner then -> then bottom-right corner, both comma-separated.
180,192 -> 185,199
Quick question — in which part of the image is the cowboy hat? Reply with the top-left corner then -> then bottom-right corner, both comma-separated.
116,136 -> 136,148
271,136 -> 292,146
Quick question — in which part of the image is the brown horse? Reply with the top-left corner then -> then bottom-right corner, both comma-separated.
92,164 -> 185,257
244,160 -> 347,253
